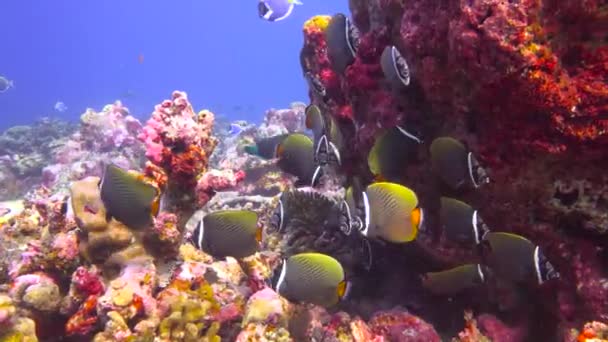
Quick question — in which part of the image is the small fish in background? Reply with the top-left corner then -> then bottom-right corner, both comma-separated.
270,252 -> 351,308
54,101 -> 68,113
0,76 -> 14,93
99,163 -> 162,229
190,210 -> 262,259
421,263 -> 489,296
227,123 -> 245,137
138,53 -> 144,64
120,89 -> 136,99
258,0 -> 303,22
244,134 -> 290,159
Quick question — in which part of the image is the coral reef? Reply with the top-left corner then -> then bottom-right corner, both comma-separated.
0,0 -> 605,334
296,0 -> 608,340
138,91 -> 218,190
0,102 -> 145,201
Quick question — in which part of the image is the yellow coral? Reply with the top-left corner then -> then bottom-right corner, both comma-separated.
158,282 -> 221,342
0,318 -> 38,342
179,244 -> 213,264
303,15 -> 332,32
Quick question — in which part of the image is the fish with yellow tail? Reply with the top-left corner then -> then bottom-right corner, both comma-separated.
341,181 -> 424,244
270,252 -> 351,307
190,210 -> 262,259
99,163 -> 163,229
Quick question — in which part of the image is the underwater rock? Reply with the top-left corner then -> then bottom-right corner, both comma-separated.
241,288 -> 292,329
79,101 -> 144,152
368,309 -> 441,342
10,273 -> 61,313
195,168 -> 246,207
258,103 -> 307,137
138,91 -> 218,190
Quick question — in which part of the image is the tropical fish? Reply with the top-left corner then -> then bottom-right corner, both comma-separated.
368,125 -> 422,182
258,0 -> 303,22
305,104 -> 342,167
326,13 -> 360,74
275,133 -> 322,187
269,189 -> 336,234
271,252 -> 351,307
191,210 -> 262,259
429,136 -> 490,190
99,164 -> 161,229
228,123 -> 245,137
269,192 -> 288,233
422,263 -> 488,296
439,197 -> 490,246
54,101 -> 67,113
244,134 -> 289,159
380,45 -> 411,91
482,232 -> 559,285
0,200 -> 24,226
0,76 -> 14,93
354,182 -> 423,243
339,178 -> 366,235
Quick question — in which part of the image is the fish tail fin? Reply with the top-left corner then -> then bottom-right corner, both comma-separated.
9,80 -> 14,89
290,0 -> 303,4
338,279 -> 352,301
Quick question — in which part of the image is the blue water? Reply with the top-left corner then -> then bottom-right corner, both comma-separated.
0,0 -> 348,130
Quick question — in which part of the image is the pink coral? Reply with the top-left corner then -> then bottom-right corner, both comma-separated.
72,266 -> 105,298
477,314 -> 527,342
195,168 -> 245,207
368,309 -> 441,342
138,91 -> 218,189
80,101 -> 143,151
97,262 -> 157,323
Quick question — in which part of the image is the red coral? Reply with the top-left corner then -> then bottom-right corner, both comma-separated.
138,91 -> 218,189
72,266 -> 104,298
65,295 -> 98,336
477,314 -> 528,342
368,310 -> 441,342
